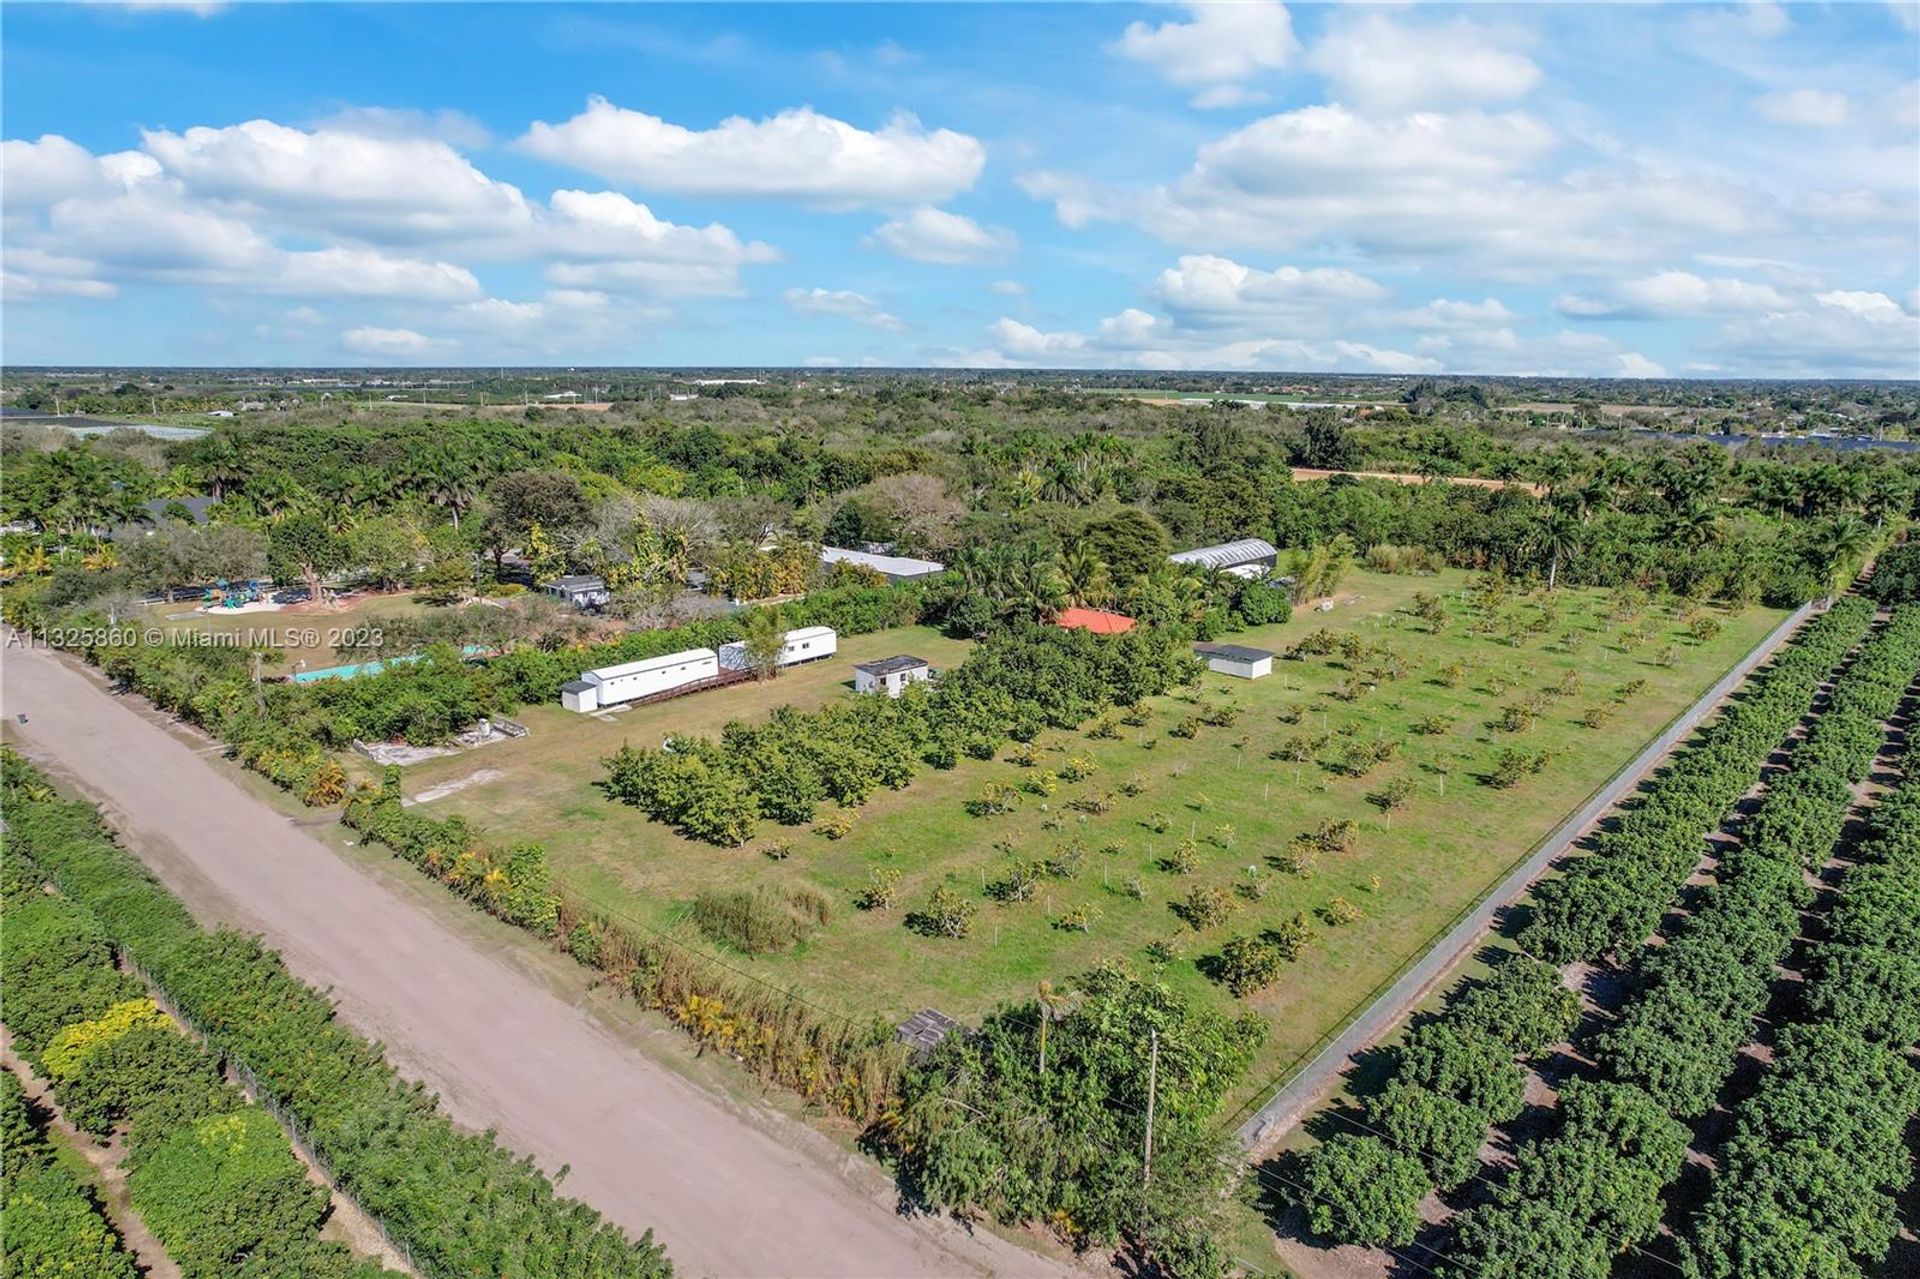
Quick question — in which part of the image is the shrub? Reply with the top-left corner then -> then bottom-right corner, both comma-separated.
855,867 -> 901,911
1173,884 -> 1239,931
908,885 -> 977,939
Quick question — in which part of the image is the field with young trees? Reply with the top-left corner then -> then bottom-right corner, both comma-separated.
394,566 -> 1785,1113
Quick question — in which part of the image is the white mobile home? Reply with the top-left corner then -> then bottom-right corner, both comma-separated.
854,655 -> 932,697
716,625 -> 839,671
574,648 -> 719,709
1192,642 -> 1275,680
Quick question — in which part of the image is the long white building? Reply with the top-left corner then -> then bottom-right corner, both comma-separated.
562,648 -> 719,712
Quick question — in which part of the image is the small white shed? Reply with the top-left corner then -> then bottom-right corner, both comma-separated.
561,679 -> 600,713
854,655 -> 931,697
1193,642 -> 1275,680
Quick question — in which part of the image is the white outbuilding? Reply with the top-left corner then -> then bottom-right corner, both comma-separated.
716,625 -> 838,671
1193,642 -> 1275,680
854,655 -> 932,697
560,679 -> 600,713
573,648 -> 719,710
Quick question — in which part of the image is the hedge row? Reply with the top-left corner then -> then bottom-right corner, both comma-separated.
1598,603 -> 1920,1116
2,843 -> 393,1279
1680,767 -> 1920,1279
1444,605 -> 1920,1276
1289,955 -> 1579,1247
602,623 -> 1197,846
1,753 -> 673,1279
1521,596 -> 1875,964
0,1070 -> 140,1279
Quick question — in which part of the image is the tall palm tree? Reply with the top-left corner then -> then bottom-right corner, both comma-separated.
1532,510 -> 1583,591
1057,543 -> 1112,608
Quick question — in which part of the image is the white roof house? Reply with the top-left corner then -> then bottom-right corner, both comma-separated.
1170,538 -> 1278,579
821,546 -> 946,583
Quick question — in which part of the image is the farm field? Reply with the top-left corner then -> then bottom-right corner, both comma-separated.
391,570 -> 1786,1116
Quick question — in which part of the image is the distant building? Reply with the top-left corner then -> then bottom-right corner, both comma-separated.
1193,642 -> 1275,680
1170,537 -> 1279,579
854,654 -> 931,697
820,546 -> 946,583
1054,607 -> 1136,635
545,575 -> 610,609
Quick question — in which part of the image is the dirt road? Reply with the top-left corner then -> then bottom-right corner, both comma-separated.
2,641 -> 1066,1279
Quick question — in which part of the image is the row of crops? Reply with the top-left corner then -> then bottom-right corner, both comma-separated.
1286,597 -> 1920,1279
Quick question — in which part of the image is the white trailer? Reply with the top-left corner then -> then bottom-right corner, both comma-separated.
579,648 -> 719,708
716,625 -> 838,672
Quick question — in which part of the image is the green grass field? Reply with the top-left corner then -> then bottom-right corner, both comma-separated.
388,572 -> 1783,1116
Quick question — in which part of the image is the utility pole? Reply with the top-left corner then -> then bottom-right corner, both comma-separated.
1142,1027 -> 1159,1190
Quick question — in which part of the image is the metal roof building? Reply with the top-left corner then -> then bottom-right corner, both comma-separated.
1170,537 -> 1279,579
820,546 -> 946,582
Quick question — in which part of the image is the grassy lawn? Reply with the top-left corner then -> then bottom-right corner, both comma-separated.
386,572 -> 1783,1118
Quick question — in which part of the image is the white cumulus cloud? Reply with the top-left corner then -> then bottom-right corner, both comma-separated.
867,206 -> 1016,264
1555,270 -> 1790,318
518,98 -> 984,206
1306,13 -> 1542,113
340,325 -> 450,358
1112,1 -> 1298,106
1150,254 -> 1388,323
781,287 -> 904,330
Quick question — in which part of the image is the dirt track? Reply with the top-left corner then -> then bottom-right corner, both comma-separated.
1,641 -> 1067,1279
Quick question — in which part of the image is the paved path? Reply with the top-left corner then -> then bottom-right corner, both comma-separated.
2,641 -> 1067,1279
1233,601 -> 1818,1149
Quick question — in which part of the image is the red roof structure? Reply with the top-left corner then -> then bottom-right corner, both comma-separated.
1053,607 -> 1137,635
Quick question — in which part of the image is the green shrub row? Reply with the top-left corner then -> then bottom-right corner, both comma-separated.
0,754 -> 673,1279
1288,955 -> 1579,1248
1521,596 -> 1874,963
603,623 -> 1198,846
1443,606 -> 1920,1276
2,841 -> 394,1279
0,1070 -> 140,1279
1598,603 -> 1920,1116
1679,766 -> 1920,1279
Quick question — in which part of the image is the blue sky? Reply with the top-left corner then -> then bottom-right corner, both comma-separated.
4,1 -> 1917,376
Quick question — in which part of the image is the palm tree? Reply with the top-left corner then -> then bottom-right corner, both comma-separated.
1532,510 -> 1583,591
1057,543 -> 1112,608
